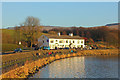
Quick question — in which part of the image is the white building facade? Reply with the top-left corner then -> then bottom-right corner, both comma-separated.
38,33 -> 85,49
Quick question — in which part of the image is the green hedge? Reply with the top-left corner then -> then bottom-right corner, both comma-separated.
2,44 -> 23,52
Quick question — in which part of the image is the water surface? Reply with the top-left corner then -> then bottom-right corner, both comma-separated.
31,56 -> 118,78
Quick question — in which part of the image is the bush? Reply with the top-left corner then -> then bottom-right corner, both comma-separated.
2,43 -> 23,52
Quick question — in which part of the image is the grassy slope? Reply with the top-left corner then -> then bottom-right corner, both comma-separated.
2,44 -> 23,52
1,29 -> 42,52
1,29 -> 21,52
2,29 -> 16,41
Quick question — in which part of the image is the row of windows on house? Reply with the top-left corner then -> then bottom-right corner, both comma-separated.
49,40 -> 83,44
50,44 -> 83,48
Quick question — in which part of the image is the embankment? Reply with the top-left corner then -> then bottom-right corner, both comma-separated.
1,49 -> 118,79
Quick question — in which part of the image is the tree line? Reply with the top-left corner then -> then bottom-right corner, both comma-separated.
45,26 -> 118,47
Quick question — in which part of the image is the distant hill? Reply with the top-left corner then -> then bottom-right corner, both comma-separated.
41,26 -> 71,31
6,27 -> 15,30
6,25 -> 69,31
105,23 -> 120,26
5,23 -> 120,30
105,23 -> 120,30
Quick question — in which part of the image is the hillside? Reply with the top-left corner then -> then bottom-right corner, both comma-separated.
42,23 -> 120,30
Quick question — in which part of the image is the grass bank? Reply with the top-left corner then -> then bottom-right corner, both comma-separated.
1,49 -> 118,79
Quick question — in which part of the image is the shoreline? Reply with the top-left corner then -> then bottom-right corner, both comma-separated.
1,49 -> 119,79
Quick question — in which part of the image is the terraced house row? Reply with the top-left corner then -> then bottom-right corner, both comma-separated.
38,33 -> 85,49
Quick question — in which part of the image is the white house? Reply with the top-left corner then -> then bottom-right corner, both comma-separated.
38,33 -> 85,49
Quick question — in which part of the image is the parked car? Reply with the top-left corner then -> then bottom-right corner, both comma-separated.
43,46 -> 50,50
14,48 -> 22,53
71,50 -> 73,53
64,47 -> 69,49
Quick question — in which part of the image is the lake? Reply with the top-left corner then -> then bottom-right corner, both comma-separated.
30,56 -> 118,78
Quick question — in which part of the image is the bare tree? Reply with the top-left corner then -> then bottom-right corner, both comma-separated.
21,16 -> 40,47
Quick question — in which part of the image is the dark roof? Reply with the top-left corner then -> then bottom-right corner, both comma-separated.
43,34 -> 84,39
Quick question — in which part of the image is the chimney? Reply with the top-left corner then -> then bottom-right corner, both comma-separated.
58,32 -> 61,36
69,33 -> 73,36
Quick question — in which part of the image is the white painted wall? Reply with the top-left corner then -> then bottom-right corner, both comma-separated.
49,38 -> 85,49
38,35 -> 85,49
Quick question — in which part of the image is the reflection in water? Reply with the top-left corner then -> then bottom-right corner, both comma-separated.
84,56 -> 118,78
30,56 -> 118,78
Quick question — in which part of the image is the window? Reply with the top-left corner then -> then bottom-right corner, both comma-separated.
59,40 -> 62,43
66,40 -> 68,43
50,40 -> 54,43
81,41 -> 83,43
47,39 -> 49,42
73,41 -> 75,43
43,41 -> 44,43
